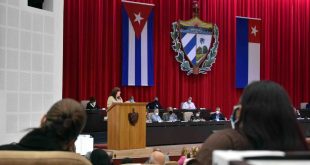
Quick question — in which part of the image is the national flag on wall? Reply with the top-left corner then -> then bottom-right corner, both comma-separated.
236,17 -> 261,88
122,1 -> 155,86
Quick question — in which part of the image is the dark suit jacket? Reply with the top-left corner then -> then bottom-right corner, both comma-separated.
209,113 -> 225,121
86,102 -> 99,110
146,101 -> 162,109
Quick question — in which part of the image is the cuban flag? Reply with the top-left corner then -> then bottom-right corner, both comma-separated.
122,1 -> 154,86
236,17 -> 261,88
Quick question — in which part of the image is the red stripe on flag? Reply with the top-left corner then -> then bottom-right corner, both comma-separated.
248,19 -> 261,43
123,2 -> 153,38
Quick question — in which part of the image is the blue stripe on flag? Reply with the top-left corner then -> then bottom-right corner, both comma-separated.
121,6 -> 129,86
236,18 -> 249,88
147,11 -> 154,86
135,37 -> 141,86
183,36 -> 196,55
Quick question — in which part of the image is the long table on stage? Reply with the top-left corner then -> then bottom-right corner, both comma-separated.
146,121 -> 230,146
82,110 -> 310,146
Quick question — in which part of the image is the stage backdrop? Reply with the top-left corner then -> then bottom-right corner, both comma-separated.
63,0 -> 310,116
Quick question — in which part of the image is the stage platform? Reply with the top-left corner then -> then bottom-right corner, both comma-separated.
98,143 -> 202,159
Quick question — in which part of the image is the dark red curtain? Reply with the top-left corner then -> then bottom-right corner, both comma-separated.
63,0 -> 310,116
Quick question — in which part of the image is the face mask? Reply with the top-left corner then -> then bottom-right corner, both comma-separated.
155,113 -> 159,116
169,111 -> 173,115
216,111 -> 220,114
196,113 -> 200,117
188,100 -> 192,103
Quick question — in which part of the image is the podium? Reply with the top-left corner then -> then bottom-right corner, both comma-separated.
107,102 -> 147,150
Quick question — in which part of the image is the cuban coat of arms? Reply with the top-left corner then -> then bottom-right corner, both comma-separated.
171,2 -> 219,75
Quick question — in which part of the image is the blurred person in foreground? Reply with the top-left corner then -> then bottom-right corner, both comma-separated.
90,149 -> 111,165
0,99 -> 87,151
196,81 -> 308,165
146,150 -> 165,165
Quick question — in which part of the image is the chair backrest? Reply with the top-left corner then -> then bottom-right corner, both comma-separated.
301,102 -> 309,109
81,100 -> 89,109
0,151 -> 91,165
162,112 -> 169,121
183,112 -> 193,121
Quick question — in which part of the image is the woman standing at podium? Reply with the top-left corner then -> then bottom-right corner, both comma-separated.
107,87 -> 123,108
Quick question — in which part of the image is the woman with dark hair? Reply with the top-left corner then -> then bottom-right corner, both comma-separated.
0,99 -> 87,151
107,87 -> 123,108
196,81 -> 308,165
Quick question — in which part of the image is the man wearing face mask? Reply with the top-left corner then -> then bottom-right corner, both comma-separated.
125,96 -> 135,103
151,109 -> 163,123
210,107 -> 226,121
86,97 -> 100,110
162,107 -> 178,122
146,97 -> 162,109
181,97 -> 196,110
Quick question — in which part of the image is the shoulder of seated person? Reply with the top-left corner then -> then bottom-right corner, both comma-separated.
210,129 -> 242,139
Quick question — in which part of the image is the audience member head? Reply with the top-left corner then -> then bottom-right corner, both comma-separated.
185,158 -> 200,165
154,96 -> 159,102
89,96 -> 96,103
110,87 -> 121,99
40,98 -> 87,151
149,151 -> 165,165
181,147 -> 189,156
167,107 -> 173,114
90,149 -> 111,165
121,157 -> 133,164
236,80 -> 308,150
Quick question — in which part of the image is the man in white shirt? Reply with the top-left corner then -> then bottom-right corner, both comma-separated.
181,97 -> 196,109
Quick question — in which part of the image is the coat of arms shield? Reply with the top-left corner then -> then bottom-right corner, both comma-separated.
171,2 -> 219,75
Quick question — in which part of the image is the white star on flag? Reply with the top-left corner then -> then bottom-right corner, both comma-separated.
251,26 -> 258,36
134,12 -> 144,24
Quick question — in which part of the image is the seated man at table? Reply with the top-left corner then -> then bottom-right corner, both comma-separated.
151,109 -> 163,123
86,97 -> 100,110
209,107 -> 226,121
181,97 -> 196,109
162,107 -> 178,122
125,96 -> 135,103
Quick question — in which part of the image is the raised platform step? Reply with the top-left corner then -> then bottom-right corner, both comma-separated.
98,143 -> 202,159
